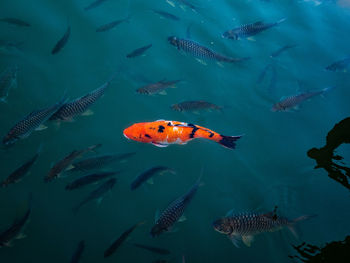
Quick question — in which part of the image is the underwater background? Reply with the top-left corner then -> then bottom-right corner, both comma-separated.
1,0 -> 350,262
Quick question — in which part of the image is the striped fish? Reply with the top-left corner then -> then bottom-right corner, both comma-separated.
272,87 -> 333,112
49,82 -> 109,121
150,177 -> 201,237
2,95 -> 67,145
168,36 -> 248,63
325,56 -> 350,72
171,101 -> 222,112
213,209 -> 315,247
0,65 -> 17,102
136,79 -> 181,95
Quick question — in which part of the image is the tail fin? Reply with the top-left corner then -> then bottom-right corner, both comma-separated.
218,135 -> 243,149
183,176 -> 201,203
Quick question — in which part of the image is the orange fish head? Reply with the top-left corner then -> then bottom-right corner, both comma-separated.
123,123 -> 153,143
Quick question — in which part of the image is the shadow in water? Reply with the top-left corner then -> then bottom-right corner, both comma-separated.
307,117 -> 350,190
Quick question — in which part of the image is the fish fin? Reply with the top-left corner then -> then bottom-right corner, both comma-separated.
159,91 -> 167,95
155,209 -> 160,223
81,109 -> 94,116
178,215 -> 187,222
16,233 -> 27,240
225,209 -> 235,217
4,241 -> 14,247
218,135 -> 243,149
228,234 -> 241,248
192,111 -> 200,115
195,58 -> 207,66
166,0 -> 175,7
170,85 -> 177,88
65,164 -> 75,171
35,124 -> 48,131
147,178 -> 154,185
216,62 -> 224,68
155,119 -> 165,121
242,235 -> 254,247
247,37 -> 256,42
151,142 -> 168,147
287,225 -> 299,239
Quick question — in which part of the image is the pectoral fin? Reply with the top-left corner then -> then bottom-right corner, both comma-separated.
242,235 -> 254,247
166,0 -> 175,7
35,124 -> 48,131
147,178 -> 154,185
151,142 -> 168,148
16,233 -> 27,240
195,59 -> 207,66
247,37 -> 256,42
178,215 -> 187,222
228,234 -> 241,248
82,109 -> 94,116
159,90 -> 167,95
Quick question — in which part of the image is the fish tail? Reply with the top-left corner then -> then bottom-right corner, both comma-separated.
217,134 -> 243,149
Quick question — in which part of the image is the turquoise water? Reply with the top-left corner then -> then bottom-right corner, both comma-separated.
1,0 -> 350,262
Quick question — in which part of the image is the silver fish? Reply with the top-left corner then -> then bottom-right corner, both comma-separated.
171,100 -> 222,112
270,44 -> 297,58
65,171 -> 119,190
84,0 -> 108,11
96,16 -> 130,32
325,56 -> 350,72
51,25 -> 71,55
70,240 -> 85,263
152,10 -> 180,21
131,166 -> 175,190
0,65 -> 17,102
0,18 -> 30,27
126,44 -> 152,58
136,79 -> 181,95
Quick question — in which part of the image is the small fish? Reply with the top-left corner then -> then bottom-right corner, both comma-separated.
270,44 -> 297,58
213,209 -> 315,247
222,18 -> 287,40
65,171 -> 119,190
126,44 -> 152,58
325,56 -> 350,72
84,0 -> 108,11
73,178 -> 116,213
136,79 -> 181,95
1,145 -> 41,187
171,101 -> 222,113
45,144 -> 101,183
0,65 -> 17,102
70,152 -> 135,172
151,177 -> 201,237
175,0 -> 198,11
272,87 -> 333,112
49,81 -> 110,122
96,16 -> 130,32
104,222 -> 143,258
133,243 -> 171,255
0,18 -> 30,27
256,63 -> 273,84
2,95 -> 67,146
123,120 -> 242,149
168,36 -> 248,63
51,25 -> 71,55
152,10 -> 180,21
0,194 -> 31,248
131,166 -> 175,190
70,240 -> 85,263
0,40 -> 23,55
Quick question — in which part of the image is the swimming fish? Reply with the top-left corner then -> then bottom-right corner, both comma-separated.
104,222 -> 143,258
51,25 -> 71,55
49,81 -> 110,122
1,145 -> 41,187
70,152 -> 135,172
152,10 -> 180,21
0,194 -> 31,248
96,16 -> 130,32
270,44 -> 297,58
136,80 -> 181,95
0,18 -> 30,27
45,144 -> 101,183
123,120 -> 242,149
2,95 -> 67,146
70,240 -> 85,263
0,65 -> 17,102
84,0 -> 108,11
168,36 -> 248,63
256,63 -> 273,84
65,171 -> 119,190
222,18 -> 287,40
150,177 -> 201,237
213,209 -> 315,247
133,243 -> 171,255
131,166 -> 175,190
73,178 -> 116,213
126,44 -> 152,58
271,87 -> 333,112
171,101 -> 222,113
325,56 -> 350,72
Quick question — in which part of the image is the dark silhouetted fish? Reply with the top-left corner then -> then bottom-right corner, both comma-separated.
256,63 -> 273,84
126,44 -> 152,58
73,178 -> 116,213
150,177 -> 201,237
84,0 -> 108,11
222,18 -> 287,40
152,10 -> 180,21
66,171 -> 119,190
133,243 -> 171,255
45,144 -> 101,183
49,81 -> 110,122
272,87 -> 333,112
0,18 -> 30,27
96,16 -> 131,32
0,65 -> 17,102
1,145 -> 41,187
136,79 -> 181,95
186,22 -> 193,39
104,222 -> 143,258
70,240 -> 85,263
325,56 -> 350,72
2,95 -> 67,146
270,44 -> 297,58
51,25 -> 71,55
171,101 -> 222,113
168,36 -> 248,63
131,166 -> 175,190
0,194 -> 31,248
70,152 -> 135,172
213,209 -> 315,247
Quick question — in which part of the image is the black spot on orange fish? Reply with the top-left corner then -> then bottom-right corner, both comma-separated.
209,133 -> 214,138
189,126 -> 199,138
167,122 -> 172,126
158,125 -> 165,133
145,134 -> 152,138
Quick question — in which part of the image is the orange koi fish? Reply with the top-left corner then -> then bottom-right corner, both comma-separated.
123,120 -> 242,149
